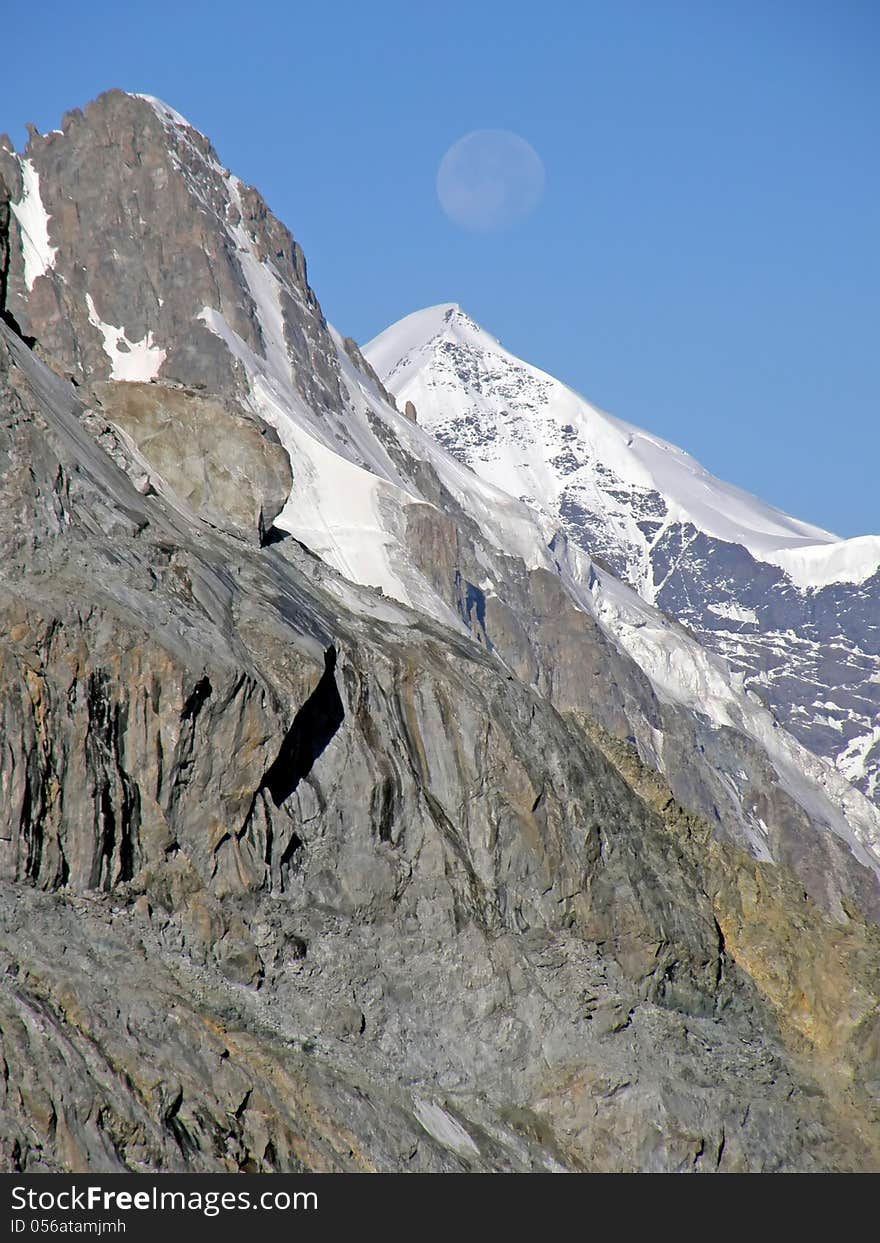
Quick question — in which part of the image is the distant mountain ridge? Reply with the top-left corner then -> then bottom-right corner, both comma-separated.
365,304 -> 880,804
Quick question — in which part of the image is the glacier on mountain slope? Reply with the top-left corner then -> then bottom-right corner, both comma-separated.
72,96 -> 880,888
195,171 -> 437,614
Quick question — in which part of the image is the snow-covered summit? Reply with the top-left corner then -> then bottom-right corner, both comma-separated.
366,305 -> 878,594
366,305 -> 880,805
366,304 -> 498,388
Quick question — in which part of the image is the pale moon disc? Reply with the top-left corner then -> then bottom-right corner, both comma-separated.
436,130 -> 545,232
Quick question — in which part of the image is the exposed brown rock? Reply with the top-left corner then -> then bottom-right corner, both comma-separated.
90,380 -> 292,544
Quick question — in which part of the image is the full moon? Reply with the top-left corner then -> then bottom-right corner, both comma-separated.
436,130 -> 545,233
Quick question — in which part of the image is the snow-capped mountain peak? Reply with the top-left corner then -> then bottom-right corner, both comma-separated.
366,303 -> 499,384
366,305 -> 861,595
366,306 -> 880,805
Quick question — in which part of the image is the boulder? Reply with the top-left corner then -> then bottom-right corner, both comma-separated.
91,380 -> 291,544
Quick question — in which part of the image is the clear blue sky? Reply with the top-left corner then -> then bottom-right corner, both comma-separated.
2,1 -> 877,536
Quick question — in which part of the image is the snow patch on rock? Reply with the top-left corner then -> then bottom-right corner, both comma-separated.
85,294 -> 166,382
10,159 -> 58,291
839,727 -> 880,801
132,94 -> 194,130
413,1099 -> 480,1158
707,601 -> 760,626
763,536 -> 880,590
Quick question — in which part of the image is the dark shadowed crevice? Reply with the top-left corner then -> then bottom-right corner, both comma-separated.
0,181 -> 35,349
181,676 -> 212,722
278,831 -> 303,869
453,568 -> 492,651
20,772 -> 40,881
260,647 -> 344,807
373,775 -> 395,843
261,525 -> 290,547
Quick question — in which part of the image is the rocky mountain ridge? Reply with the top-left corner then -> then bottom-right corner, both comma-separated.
6,88 -> 878,918
0,90 -> 878,1172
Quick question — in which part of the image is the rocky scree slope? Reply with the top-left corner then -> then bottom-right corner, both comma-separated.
0,92 -> 878,1171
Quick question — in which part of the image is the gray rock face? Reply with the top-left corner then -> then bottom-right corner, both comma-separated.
1,94 -> 879,1174
369,401 -> 880,924
0,92 -> 340,414
651,525 -> 880,801
2,321 -> 879,1173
